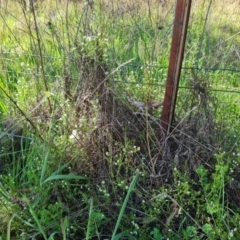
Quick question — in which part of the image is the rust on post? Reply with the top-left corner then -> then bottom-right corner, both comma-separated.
161,0 -> 192,136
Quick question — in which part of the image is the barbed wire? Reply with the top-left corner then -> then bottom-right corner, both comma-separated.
1,54 -> 240,74
0,64 -> 239,94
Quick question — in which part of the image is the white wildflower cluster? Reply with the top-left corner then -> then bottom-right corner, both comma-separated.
97,182 -> 110,197
228,228 -> 237,239
133,146 -> 140,151
118,180 -> 127,189
61,180 -> 68,187
130,230 -> 138,235
131,220 -> 140,230
114,159 -> 121,166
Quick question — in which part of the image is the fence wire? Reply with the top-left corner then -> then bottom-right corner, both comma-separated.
0,0 -> 239,139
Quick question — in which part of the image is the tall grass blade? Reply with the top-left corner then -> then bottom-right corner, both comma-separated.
111,170 -> 140,240
42,174 -> 87,184
86,198 -> 93,240
61,216 -> 69,240
40,149 -> 50,185
47,232 -> 58,240
23,196 -> 48,240
7,213 -> 17,240
0,182 -> 10,201
40,151 -> 87,185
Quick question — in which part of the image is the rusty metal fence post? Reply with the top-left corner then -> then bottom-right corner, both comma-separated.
161,0 -> 192,136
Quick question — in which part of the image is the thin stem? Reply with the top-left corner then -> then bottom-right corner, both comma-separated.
31,1 -> 52,113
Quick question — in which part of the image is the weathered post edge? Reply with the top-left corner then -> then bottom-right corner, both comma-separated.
160,0 -> 192,138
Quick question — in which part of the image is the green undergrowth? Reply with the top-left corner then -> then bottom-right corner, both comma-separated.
0,0 -> 240,239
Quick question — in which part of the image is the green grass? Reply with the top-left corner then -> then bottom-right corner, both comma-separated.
0,0 -> 240,239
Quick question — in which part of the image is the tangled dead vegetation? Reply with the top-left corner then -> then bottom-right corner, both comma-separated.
161,76 -> 219,179
66,71 -> 220,189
